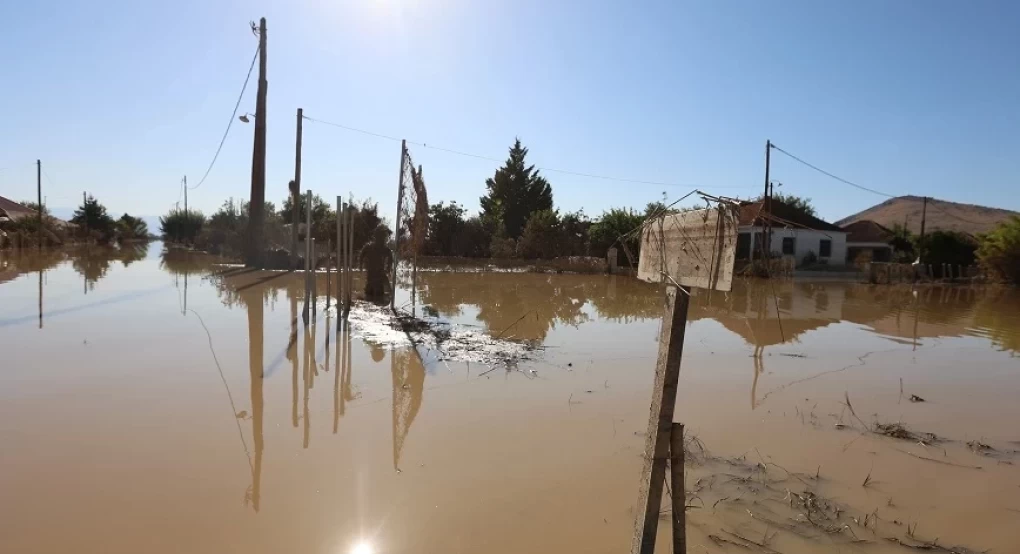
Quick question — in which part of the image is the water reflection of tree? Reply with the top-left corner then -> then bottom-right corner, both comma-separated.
415,272 -> 594,340
70,244 -> 149,290
587,276 -> 665,323
972,288 -> 1020,354
0,249 -> 67,285
159,248 -> 225,276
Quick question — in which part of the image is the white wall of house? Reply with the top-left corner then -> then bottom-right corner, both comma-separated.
742,226 -> 848,266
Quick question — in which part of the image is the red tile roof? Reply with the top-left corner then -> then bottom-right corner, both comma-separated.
842,220 -> 893,243
738,200 -> 845,232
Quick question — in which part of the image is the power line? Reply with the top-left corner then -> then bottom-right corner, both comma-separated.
770,144 -> 897,198
189,43 -> 259,191
302,114 -> 758,190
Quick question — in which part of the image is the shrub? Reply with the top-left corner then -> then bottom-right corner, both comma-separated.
977,216 -> 1020,283
160,209 -> 206,245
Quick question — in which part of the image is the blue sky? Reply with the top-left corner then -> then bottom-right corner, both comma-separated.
2,0 -> 1018,224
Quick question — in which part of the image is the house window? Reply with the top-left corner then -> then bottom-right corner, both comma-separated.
781,237 -> 795,255
819,239 -> 832,258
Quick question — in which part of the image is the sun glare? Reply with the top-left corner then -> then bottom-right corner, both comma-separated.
350,541 -> 374,554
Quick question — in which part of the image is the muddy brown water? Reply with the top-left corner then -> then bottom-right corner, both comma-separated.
2,245 -> 1019,553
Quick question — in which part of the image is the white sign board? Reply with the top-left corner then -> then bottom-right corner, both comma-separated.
637,207 -> 739,292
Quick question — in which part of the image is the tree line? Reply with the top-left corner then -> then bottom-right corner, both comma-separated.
153,137 -> 1020,282
1,195 -> 150,249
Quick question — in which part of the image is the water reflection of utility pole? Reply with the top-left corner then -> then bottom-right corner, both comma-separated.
290,290 -> 299,428
335,319 -> 353,434
751,346 -> 763,410
247,295 -> 265,512
38,269 -> 43,329
302,316 -> 313,449
334,318 -> 342,434
912,289 -> 920,351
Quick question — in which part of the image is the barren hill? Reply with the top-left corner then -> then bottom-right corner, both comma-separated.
836,195 -> 1017,236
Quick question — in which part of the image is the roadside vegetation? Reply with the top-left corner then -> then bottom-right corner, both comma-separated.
1,194 -> 150,249
977,216 -> 1020,283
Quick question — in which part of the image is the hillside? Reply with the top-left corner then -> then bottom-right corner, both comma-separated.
836,195 -> 1017,236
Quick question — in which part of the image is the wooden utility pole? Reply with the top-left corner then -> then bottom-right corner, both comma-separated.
183,175 -> 188,215
292,108 -> 304,269
247,17 -> 268,268
391,140 -> 407,309
37,160 -> 42,250
918,196 -> 928,264
763,140 -> 771,260
631,286 -> 691,554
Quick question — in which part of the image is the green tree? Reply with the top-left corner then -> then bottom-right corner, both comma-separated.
71,194 -> 116,243
559,210 -> 591,256
479,138 -> 553,239
459,217 -> 492,258
589,208 -> 645,265
426,201 -> 467,256
768,192 -> 817,218
116,213 -> 149,242
281,193 -> 333,241
889,223 -> 915,262
519,209 -> 562,259
917,230 -> 977,275
977,216 -> 1020,283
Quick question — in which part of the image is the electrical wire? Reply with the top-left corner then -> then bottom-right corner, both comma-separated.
302,114 -> 758,190
770,144 -> 897,198
189,43 -> 259,191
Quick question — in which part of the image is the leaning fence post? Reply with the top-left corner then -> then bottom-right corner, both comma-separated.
631,286 -> 690,554
670,423 -> 686,554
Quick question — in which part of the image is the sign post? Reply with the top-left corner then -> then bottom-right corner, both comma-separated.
630,204 -> 739,554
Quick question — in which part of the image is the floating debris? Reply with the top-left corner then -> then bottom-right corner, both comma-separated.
346,302 -> 542,368
874,422 -> 939,443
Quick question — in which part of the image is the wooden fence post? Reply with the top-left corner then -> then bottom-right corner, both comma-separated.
631,286 -> 691,554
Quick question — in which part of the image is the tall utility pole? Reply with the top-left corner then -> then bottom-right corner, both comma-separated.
918,196 -> 928,264
763,140 -> 772,259
183,176 -> 188,215
292,108 -> 304,269
37,160 -> 42,250
247,17 -> 269,268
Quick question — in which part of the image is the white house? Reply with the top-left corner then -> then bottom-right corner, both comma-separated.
734,199 -> 848,267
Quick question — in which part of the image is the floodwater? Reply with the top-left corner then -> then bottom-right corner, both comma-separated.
1,244 -> 1019,554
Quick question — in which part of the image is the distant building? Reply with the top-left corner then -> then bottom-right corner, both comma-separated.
0,195 -> 39,224
842,220 -> 894,264
735,199 -> 848,266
